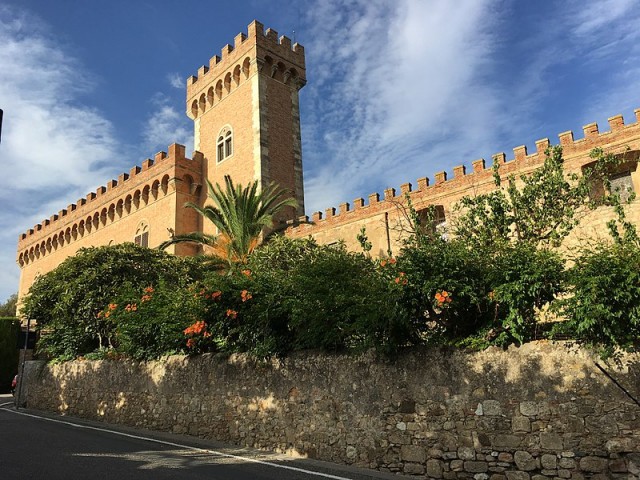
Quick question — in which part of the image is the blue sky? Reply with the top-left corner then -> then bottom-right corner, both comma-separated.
1,0 -> 640,303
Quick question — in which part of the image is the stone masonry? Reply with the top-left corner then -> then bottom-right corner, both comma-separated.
23,342 -> 640,479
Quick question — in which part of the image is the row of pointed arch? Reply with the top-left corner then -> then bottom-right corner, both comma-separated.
19,173 -> 196,267
191,55 -> 300,118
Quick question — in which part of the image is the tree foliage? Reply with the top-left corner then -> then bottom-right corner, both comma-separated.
454,146 -> 618,248
0,294 -> 17,317
160,176 -> 297,267
21,244 -> 203,360
0,317 -> 19,392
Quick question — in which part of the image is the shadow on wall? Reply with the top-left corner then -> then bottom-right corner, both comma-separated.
22,342 -> 640,477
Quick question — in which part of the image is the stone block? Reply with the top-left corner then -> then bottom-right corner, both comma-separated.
458,446 -> 476,460
558,457 -> 575,469
426,459 -> 444,478
539,432 -> 563,450
608,458 -> 627,473
519,402 -> 538,416
579,456 -> 608,472
512,416 -> 531,432
401,444 -> 426,463
482,400 -> 502,415
540,453 -> 557,469
464,461 -> 489,473
403,463 -> 424,475
493,435 -> 522,448
505,472 -> 530,480
498,452 -> 513,462
514,450 -> 537,471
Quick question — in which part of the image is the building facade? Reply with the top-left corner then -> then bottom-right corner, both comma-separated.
16,20 -> 640,302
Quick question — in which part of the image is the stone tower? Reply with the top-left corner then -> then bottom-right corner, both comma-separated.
186,20 -> 306,231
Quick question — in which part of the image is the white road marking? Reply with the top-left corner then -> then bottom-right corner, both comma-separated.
0,407 -> 355,480
0,402 -> 14,408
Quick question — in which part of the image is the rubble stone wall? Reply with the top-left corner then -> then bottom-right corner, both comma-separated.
23,342 -> 640,479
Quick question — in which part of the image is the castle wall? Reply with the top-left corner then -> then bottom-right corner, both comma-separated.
21,343 -> 640,478
16,144 -> 203,302
288,110 -> 640,255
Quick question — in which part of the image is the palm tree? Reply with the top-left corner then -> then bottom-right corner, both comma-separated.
159,175 -> 297,266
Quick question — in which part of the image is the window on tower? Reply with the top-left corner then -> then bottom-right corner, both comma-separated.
217,126 -> 233,163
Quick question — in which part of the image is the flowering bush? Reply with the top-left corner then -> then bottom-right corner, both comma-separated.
24,243 -> 205,361
555,242 -> 640,357
109,281 -> 205,360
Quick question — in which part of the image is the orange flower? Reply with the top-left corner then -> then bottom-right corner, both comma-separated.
388,258 -> 397,265
394,272 -> 408,286
435,290 -> 452,306
380,260 -> 387,267
97,311 -> 104,318
211,291 -> 222,300
141,294 -> 152,303
130,303 -> 138,311
186,338 -> 195,348
144,286 -> 154,294
184,320 -> 206,335
104,311 -> 111,318
203,332 -> 211,338
108,303 -> 118,310
241,269 -> 252,277
226,309 -> 238,319
241,290 -> 252,302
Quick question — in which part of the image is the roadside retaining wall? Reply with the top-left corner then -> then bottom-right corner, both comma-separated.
23,342 -> 640,479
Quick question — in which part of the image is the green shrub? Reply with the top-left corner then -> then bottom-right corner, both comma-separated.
106,281 -> 206,360
190,237 -> 402,357
555,243 -> 640,357
22,244 -> 204,360
396,238 -> 492,345
0,317 -> 19,392
487,245 -> 564,345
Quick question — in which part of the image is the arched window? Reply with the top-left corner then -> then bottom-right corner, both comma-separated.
134,221 -> 149,248
217,126 -> 233,163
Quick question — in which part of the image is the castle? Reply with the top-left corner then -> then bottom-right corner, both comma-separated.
16,20 -> 640,301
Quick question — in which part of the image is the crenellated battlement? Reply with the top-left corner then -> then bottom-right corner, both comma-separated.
288,108 -> 640,233
186,20 -> 305,113
17,143 -> 203,254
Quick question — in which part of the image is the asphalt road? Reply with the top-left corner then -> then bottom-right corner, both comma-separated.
0,395 -> 404,480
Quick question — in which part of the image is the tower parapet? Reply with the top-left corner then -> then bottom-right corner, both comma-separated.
186,20 -> 306,120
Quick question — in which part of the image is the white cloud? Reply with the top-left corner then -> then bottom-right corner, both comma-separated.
167,72 -> 184,89
571,0 -> 638,38
141,93 -> 193,156
0,6 -> 119,302
300,0 -> 504,214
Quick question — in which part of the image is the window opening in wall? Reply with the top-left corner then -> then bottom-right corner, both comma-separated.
609,171 -> 634,203
416,205 -> 447,239
225,131 -> 232,157
135,223 -> 149,248
216,126 -> 233,163
134,231 -> 149,247
583,155 -> 638,204
217,137 -> 224,161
